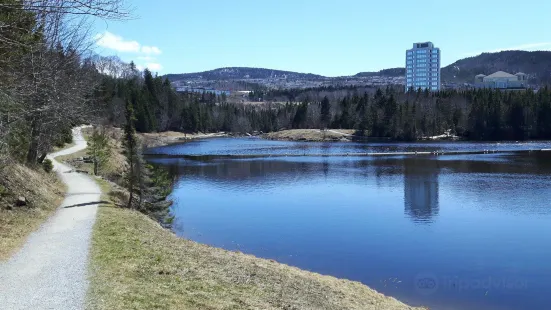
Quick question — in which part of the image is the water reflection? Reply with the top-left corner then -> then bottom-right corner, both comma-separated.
403,159 -> 440,223
146,142 -> 551,310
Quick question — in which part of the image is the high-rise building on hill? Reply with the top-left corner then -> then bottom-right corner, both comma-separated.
405,42 -> 441,91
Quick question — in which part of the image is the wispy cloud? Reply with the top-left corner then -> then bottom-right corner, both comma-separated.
141,46 -> 162,55
136,63 -> 163,72
146,63 -> 163,71
94,31 -> 163,71
464,42 -> 551,57
94,31 -> 141,53
136,56 -> 156,61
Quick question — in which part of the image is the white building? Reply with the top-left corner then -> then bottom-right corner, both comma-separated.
405,42 -> 441,91
474,71 -> 527,89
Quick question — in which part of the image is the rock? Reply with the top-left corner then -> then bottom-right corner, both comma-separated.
16,196 -> 27,206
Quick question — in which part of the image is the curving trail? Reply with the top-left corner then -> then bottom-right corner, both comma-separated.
0,126 -> 100,310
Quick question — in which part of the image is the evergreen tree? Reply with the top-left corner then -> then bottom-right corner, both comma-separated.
320,96 -> 331,129
123,99 -> 139,209
87,127 -> 110,176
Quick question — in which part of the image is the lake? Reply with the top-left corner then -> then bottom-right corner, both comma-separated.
146,138 -> 551,310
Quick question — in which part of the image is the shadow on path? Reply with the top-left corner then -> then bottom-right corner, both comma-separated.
65,192 -> 102,197
63,201 -> 110,209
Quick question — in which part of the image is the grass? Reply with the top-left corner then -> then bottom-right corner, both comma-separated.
264,129 -> 357,142
88,181 -> 423,310
0,164 -> 66,260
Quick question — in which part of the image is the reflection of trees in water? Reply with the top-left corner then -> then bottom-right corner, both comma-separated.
403,158 -> 440,224
149,153 -> 551,220
158,158 -> 376,185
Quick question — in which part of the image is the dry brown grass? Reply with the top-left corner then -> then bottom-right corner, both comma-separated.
264,129 -> 357,142
139,131 -> 228,148
88,202 -> 424,310
0,164 -> 65,260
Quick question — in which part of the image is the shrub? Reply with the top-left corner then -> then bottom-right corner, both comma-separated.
42,159 -> 54,173
0,184 -> 9,197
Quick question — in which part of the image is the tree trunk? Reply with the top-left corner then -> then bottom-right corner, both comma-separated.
26,120 -> 40,164
38,153 -> 47,164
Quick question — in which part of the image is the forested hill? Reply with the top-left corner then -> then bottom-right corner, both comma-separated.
164,67 -> 325,81
165,51 -> 551,85
354,68 -> 405,77
353,51 -> 551,83
441,51 -> 551,83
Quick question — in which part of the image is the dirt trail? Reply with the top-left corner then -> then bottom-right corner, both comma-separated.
0,126 -> 100,310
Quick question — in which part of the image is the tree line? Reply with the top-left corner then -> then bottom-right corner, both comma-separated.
97,74 -> 551,141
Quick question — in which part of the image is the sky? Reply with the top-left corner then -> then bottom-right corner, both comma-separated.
92,0 -> 551,76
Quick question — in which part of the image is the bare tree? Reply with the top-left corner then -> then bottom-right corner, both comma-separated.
0,0 -> 131,166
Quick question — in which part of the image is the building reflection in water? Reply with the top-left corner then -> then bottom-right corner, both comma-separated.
403,158 -> 440,223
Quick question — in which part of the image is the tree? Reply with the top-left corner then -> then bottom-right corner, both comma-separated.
292,100 -> 308,129
87,127 -> 110,175
320,96 -> 331,129
123,99 -> 139,208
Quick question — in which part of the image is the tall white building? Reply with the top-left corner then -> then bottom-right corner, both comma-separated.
405,42 -> 441,91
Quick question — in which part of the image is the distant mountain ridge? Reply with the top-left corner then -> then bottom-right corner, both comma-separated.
164,67 -> 325,81
165,51 -> 551,84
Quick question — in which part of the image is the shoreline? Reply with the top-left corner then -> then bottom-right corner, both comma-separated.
140,129 -> 550,148
139,131 -> 228,148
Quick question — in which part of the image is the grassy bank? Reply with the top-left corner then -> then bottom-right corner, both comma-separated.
264,129 -> 357,142
88,202 -> 423,310
139,131 -> 228,148
0,164 -> 66,260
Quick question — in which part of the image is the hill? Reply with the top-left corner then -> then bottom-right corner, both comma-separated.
441,51 -> 551,83
354,68 -> 405,77
165,51 -> 551,86
164,67 -> 325,81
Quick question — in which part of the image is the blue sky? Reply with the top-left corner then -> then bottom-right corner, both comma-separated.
92,0 -> 551,76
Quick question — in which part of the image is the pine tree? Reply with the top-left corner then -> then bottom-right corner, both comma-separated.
87,127 -> 110,176
320,96 -> 331,129
123,99 -> 139,209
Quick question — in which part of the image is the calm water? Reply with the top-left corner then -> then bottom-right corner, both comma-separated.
147,138 -> 551,310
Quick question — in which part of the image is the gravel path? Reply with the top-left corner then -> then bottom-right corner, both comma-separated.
0,126 -> 100,310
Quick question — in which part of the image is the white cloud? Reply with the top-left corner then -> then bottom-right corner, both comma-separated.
94,31 -> 140,53
137,56 -> 156,61
136,63 -> 163,72
141,46 -> 162,55
94,31 -> 164,72
145,62 -> 163,71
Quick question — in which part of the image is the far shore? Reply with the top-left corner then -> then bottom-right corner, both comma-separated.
139,131 -> 228,148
